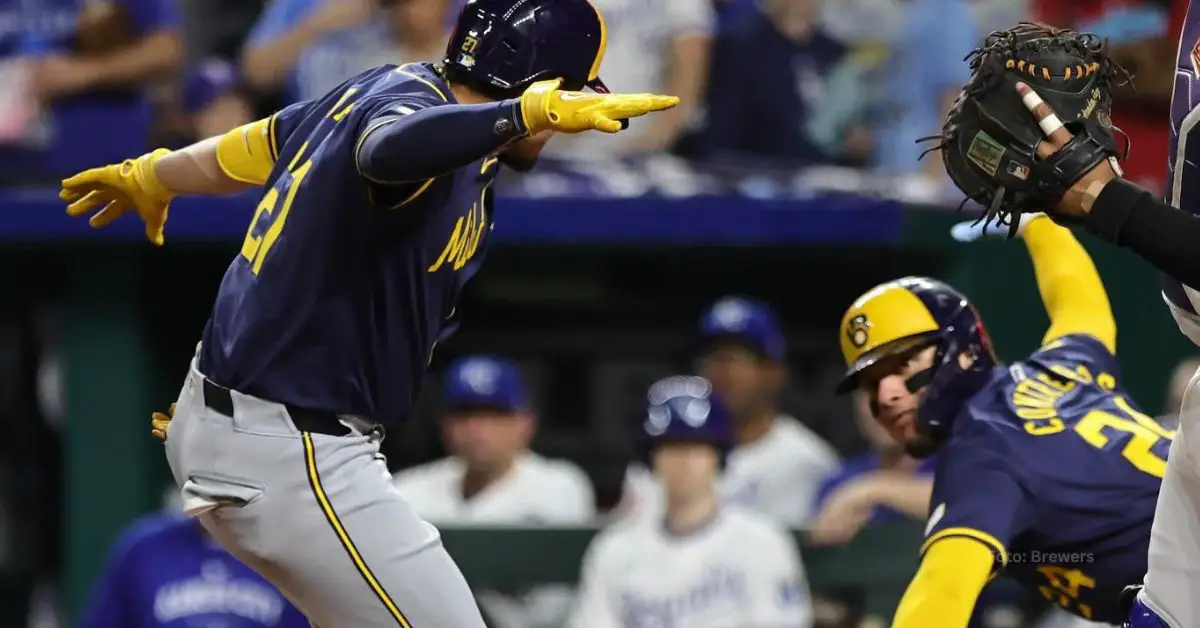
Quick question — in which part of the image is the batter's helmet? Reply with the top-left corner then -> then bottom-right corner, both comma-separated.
641,375 -> 733,467
834,277 -> 998,447
442,0 -> 610,100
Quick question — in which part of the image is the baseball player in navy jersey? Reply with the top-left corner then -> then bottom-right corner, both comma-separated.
55,0 -> 677,625
78,511 -> 310,628
837,215 -> 1168,627
573,375 -> 811,628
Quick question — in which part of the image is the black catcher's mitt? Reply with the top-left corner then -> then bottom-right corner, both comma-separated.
924,22 -> 1129,236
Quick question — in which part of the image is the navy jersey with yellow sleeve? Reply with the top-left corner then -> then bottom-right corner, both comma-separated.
198,62 -> 497,425
922,333 -> 1168,624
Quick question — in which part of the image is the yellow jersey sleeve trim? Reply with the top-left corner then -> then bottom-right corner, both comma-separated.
394,63 -> 449,102
1023,216 -> 1117,355
216,118 -> 277,186
920,526 -> 1008,568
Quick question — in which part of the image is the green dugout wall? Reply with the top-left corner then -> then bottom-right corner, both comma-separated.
22,212 -> 1191,622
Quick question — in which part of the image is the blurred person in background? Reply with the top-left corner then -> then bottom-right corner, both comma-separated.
571,375 -> 812,628
0,0 -> 182,176
871,0 -> 979,193
392,355 -> 595,628
704,0 -> 869,166
180,58 -> 254,141
1033,0 -> 1180,194
77,494 -> 309,628
241,0 -> 454,104
541,0 -> 714,160
21,0 -> 182,103
807,390 -> 935,547
622,296 -> 840,525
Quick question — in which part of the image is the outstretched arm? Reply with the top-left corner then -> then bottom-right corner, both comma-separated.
152,115 -> 285,196
1022,215 -> 1117,353
356,80 -> 678,184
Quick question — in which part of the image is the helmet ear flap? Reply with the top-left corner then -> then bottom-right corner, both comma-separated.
914,320 -> 997,445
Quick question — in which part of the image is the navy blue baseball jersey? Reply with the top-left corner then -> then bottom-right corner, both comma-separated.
77,513 -> 310,628
199,62 -> 496,424
922,334 -> 1168,624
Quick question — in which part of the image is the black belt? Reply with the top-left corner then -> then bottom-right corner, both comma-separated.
202,378 -> 354,437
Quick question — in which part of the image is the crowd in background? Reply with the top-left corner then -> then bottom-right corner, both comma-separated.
0,0 -> 1179,195
0,0 -> 1191,626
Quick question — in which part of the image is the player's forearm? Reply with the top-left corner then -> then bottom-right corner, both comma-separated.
356,101 -> 526,184
154,137 -> 253,196
892,539 -> 993,628
1023,215 -> 1117,352
1083,179 -> 1200,289
867,472 -> 932,520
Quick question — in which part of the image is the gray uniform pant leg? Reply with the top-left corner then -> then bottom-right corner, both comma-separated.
164,363 -> 488,628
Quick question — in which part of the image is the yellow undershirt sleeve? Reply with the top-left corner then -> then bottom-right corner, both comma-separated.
215,117 -> 277,186
891,537 -> 996,628
1023,216 -> 1117,354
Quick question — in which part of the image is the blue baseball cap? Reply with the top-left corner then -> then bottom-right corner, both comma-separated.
182,58 -> 239,115
697,296 -> 786,362
442,355 -> 528,413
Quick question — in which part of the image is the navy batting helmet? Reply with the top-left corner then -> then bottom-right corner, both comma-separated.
835,277 -> 998,449
642,375 -> 733,466
442,0 -> 610,100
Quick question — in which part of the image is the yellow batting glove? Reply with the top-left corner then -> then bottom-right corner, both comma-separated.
518,79 -> 679,135
151,403 -> 175,442
60,148 -> 175,246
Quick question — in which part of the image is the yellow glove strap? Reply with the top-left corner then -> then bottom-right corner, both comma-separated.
130,148 -> 175,204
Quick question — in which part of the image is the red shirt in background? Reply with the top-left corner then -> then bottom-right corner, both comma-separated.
1034,0 -> 1186,193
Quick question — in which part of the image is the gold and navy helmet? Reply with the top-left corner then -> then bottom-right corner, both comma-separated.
835,277 -> 998,440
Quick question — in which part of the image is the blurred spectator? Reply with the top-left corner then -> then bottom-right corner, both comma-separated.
392,355 -> 594,628
1033,0 -> 1178,194
871,0 -> 979,185
0,0 -> 182,179
542,0 -> 714,160
77,509 -> 310,628
807,391 -> 934,546
241,0 -> 453,105
571,375 -> 812,628
622,296 -> 840,525
703,0 -> 865,166
181,58 -> 254,140
21,0 -> 182,102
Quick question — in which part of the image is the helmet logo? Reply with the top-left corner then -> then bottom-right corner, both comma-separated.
846,314 -> 871,349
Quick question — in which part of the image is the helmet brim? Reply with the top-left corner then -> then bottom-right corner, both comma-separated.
834,332 -> 940,395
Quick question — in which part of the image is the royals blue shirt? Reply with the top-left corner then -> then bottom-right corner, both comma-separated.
77,513 -> 310,627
